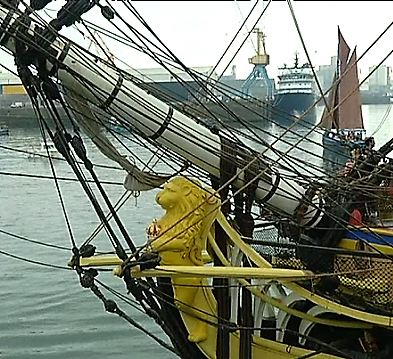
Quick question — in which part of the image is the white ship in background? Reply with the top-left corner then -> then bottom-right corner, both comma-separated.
272,52 -> 317,125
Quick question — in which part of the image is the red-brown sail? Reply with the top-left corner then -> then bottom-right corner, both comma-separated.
318,27 -> 350,130
336,26 -> 350,129
319,72 -> 338,130
338,47 -> 364,130
338,27 -> 350,77
319,28 -> 363,131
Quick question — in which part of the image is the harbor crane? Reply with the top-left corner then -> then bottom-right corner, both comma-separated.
240,28 -> 274,101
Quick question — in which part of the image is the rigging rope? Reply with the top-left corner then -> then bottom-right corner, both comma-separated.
370,103 -> 392,137
0,228 -> 70,250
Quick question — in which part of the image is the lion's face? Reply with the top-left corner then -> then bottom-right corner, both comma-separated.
155,177 -> 200,212
156,181 -> 184,210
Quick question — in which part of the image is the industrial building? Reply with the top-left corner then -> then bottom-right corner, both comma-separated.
368,64 -> 391,93
125,65 -> 272,103
316,56 -> 337,93
127,65 -> 220,103
315,57 -> 392,104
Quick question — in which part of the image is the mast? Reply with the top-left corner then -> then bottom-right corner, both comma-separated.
294,51 -> 299,68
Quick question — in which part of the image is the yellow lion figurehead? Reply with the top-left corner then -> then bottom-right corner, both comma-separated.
152,176 -> 220,265
156,176 -> 207,212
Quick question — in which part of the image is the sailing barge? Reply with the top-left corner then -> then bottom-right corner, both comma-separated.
2,1 -> 393,359
320,28 -> 370,173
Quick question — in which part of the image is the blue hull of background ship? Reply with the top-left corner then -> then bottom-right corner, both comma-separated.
272,91 -> 317,127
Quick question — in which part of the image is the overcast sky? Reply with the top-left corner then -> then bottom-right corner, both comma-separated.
1,1 -> 393,81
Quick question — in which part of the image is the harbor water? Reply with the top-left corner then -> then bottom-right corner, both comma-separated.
1,104 -> 392,358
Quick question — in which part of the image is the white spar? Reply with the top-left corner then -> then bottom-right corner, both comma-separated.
0,5 -> 323,227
